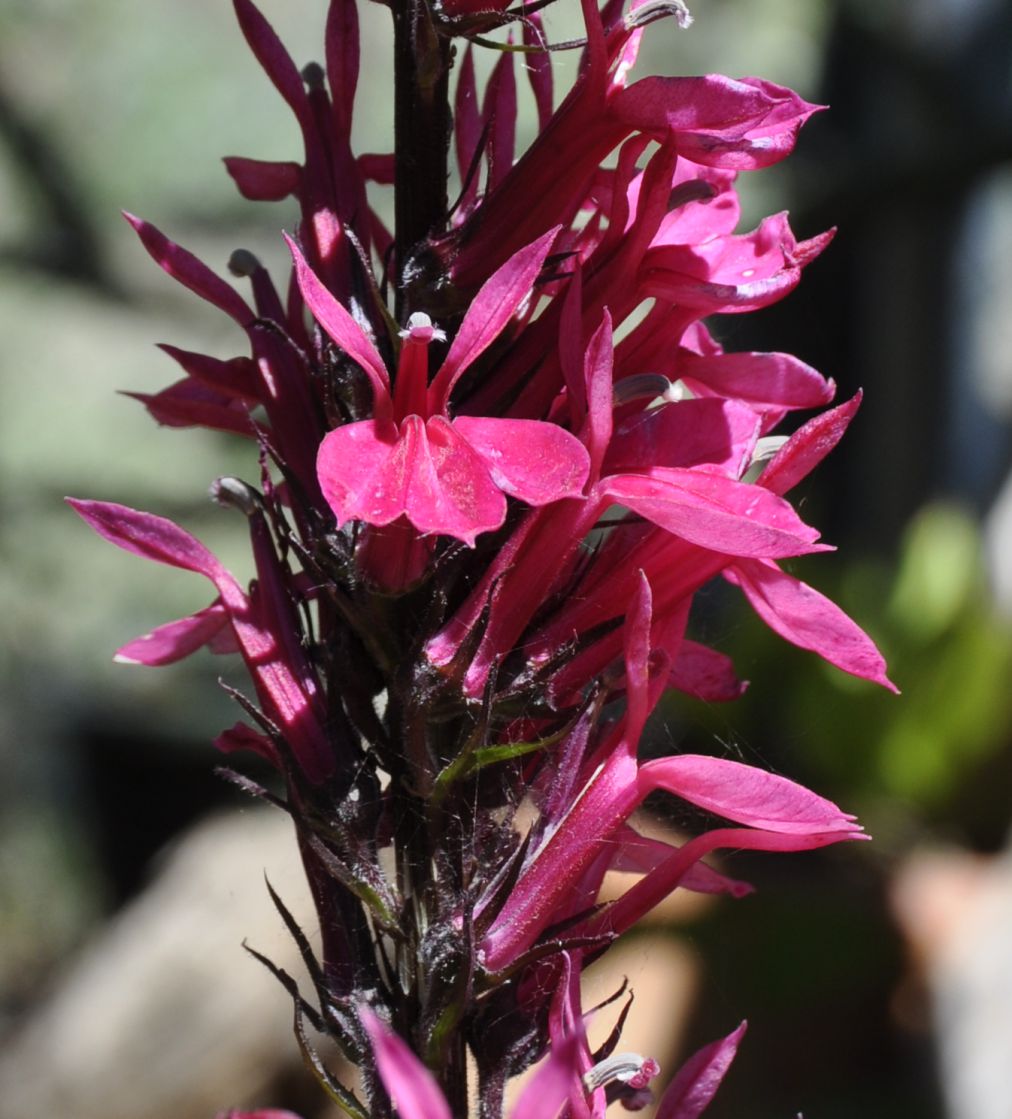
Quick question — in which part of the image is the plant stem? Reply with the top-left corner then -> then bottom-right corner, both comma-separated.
393,0 -> 451,314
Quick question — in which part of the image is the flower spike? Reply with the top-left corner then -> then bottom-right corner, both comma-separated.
77,3 -> 894,1115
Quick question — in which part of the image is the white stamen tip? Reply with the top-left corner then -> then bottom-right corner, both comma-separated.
583,1052 -> 660,1093
399,311 -> 447,343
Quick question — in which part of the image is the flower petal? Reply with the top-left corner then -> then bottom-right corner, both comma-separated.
725,557 -> 897,690
510,1030 -> 584,1119
655,1022 -> 747,1119
115,601 -> 231,666
325,0 -> 359,136
605,399 -> 760,477
603,470 -> 827,559
669,639 -> 748,702
638,754 -> 862,835
233,0 -> 312,126
484,51 -> 517,192
157,344 -> 261,401
609,826 -> 753,898
67,499 -> 236,589
615,74 -> 821,170
758,391 -> 861,495
213,721 -> 279,766
124,213 -> 253,326
360,1009 -> 452,1119
223,156 -> 301,200
429,227 -> 560,410
316,418 -> 509,544
677,349 -> 835,413
452,417 -> 590,505
317,419 -> 405,528
124,380 -> 255,437
643,216 -> 833,316
409,417 -> 507,544
286,235 -> 391,407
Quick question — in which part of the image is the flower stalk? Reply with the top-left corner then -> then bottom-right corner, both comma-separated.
71,1 -> 895,1116
392,0 -> 452,294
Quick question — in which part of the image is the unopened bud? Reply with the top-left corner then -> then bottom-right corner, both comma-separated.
301,61 -> 325,90
228,249 -> 262,278
211,476 -> 261,516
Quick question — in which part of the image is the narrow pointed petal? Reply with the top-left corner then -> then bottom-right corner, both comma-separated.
523,13 -> 553,130
643,215 -> 834,316
233,0 -> 312,126
452,417 -> 590,504
360,1009 -> 452,1119
510,1030 -> 584,1119
615,75 -> 821,169
678,349 -> 835,413
603,471 -> 827,559
655,1023 -> 747,1119
157,344 -> 261,401
285,234 -> 391,406
69,499 -> 333,781
670,640 -> 748,701
213,721 -> 279,766
124,381 -> 255,437
605,399 -> 760,478
325,0 -> 360,137
223,156 -> 301,200
758,391 -> 862,495
639,754 -> 862,835
609,826 -> 753,897
454,47 -> 481,211
115,601 -> 231,666
429,227 -> 560,410
581,312 -> 615,481
124,214 -> 253,326
725,557 -> 897,690
484,50 -> 517,191
67,499 -> 236,588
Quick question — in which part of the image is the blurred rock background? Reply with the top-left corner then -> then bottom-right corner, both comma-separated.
2,0 -> 1012,1117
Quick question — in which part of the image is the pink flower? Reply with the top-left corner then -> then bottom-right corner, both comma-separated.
66,497 -> 335,783
361,989 -> 744,1119
361,1007 -> 585,1119
75,1 -> 896,1113
290,230 -> 590,546
475,574 -> 866,975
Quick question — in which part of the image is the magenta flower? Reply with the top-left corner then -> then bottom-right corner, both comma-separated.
71,0 -> 895,1115
66,497 -> 334,783
361,987 -> 744,1119
291,229 -> 589,546
475,574 -> 866,975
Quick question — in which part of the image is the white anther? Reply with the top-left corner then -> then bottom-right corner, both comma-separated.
398,311 -> 447,343
583,1052 -> 660,1093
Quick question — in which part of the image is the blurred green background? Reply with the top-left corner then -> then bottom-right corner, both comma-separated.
2,0 -> 1012,1117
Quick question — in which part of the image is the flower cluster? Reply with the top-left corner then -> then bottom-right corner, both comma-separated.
71,0 -> 893,1115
